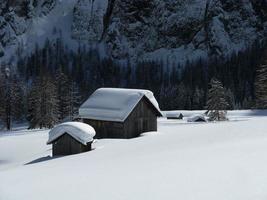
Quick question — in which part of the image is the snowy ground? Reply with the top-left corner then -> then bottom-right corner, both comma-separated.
0,110 -> 267,200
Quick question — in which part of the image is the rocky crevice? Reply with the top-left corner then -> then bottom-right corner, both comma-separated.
101,0 -> 116,41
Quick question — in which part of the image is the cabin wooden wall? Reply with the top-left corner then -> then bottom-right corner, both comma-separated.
53,134 -> 91,156
82,97 -> 158,139
124,97 -> 157,138
83,119 -> 125,139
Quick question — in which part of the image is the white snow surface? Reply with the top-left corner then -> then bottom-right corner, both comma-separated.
47,122 -> 95,145
1,110 -> 267,200
79,88 -> 161,122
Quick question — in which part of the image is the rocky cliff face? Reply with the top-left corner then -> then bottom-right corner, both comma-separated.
1,0 -> 267,65
0,0 -> 56,58
71,0 -> 267,63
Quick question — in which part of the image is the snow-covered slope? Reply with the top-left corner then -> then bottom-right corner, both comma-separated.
0,0 -> 267,65
1,110 -> 267,200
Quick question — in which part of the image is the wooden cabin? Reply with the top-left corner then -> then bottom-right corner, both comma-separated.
78,88 -> 162,139
47,122 -> 95,156
166,113 -> 184,120
187,114 -> 207,123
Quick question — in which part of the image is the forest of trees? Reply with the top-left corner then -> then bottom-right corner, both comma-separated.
0,37 -> 266,130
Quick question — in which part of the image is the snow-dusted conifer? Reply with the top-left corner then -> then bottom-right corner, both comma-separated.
0,73 -> 5,127
41,76 -> 59,128
55,68 -> 70,121
0,67 -> 25,130
68,80 -> 82,120
255,53 -> 267,109
10,77 -> 25,121
28,76 -> 59,129
225,88 -> 235,110
27,78 -> 42,129
206,78 -> 229,121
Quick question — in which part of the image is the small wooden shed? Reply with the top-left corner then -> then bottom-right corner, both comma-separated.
187,114 -> 207,122
166,113 -> 184,120
78,88 -> 162,139
47,122 -> 95,156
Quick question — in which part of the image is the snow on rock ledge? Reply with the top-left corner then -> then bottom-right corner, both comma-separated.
47,122 -> 96,145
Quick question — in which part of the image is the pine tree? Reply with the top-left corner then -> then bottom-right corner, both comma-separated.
0,73 -> 6,128
225,88 -> 235,110
27,78 -> 42,129
255,53 -> 267,109
68,80 -> 82,120
206,78 -> 229,121
55,68 -> 70,121
192,87 -> 205,110
0,68 -> 26,130
11,77 -> 25,121
3,71 -> 12,130
28,76 -> 59,129
41,76 -> 59,128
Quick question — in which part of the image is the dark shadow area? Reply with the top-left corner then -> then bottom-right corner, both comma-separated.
25,148 -> 96,165
0,160 -> 9,165
228,119 -> 249,122
248,110 -> 267,116
25,156 -> 61,165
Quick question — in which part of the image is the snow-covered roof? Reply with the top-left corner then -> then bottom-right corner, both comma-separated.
166,113 -> 183,118
187,114 -> 207,122
47,122 -> 96,145
79,88 -> 162,122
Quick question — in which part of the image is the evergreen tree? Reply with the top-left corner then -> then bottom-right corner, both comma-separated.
10,77 -> 25,121
255,52 -> 267,108
192,87 -> 205,110
0,73 -> 6,128
177,83 -> 190,110
28,76 -> 59,129
27,78 -> 42,129
55,68 -> 70,121
159,85 -> 179,110
225,88 -> 235,110
242,97 -> 255,109
2,69 -> 12,130
0,68 -> 25,130
68,80 -> 82,119
206,78 -> 229,121
41,76 -> 59,128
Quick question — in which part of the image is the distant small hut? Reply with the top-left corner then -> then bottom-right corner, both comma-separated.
166,113 -> 184,120
187,114 -> 207,123
47,122 -> 95,156
78,88 -> 162,139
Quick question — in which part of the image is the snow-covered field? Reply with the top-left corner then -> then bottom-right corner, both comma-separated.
0,110 -> 267,200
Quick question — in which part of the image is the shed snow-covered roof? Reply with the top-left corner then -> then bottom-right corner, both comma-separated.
187,114 -> 207,122
166,113 -> 183,118
79,88 -> 162,122
47,122 -> 96,145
